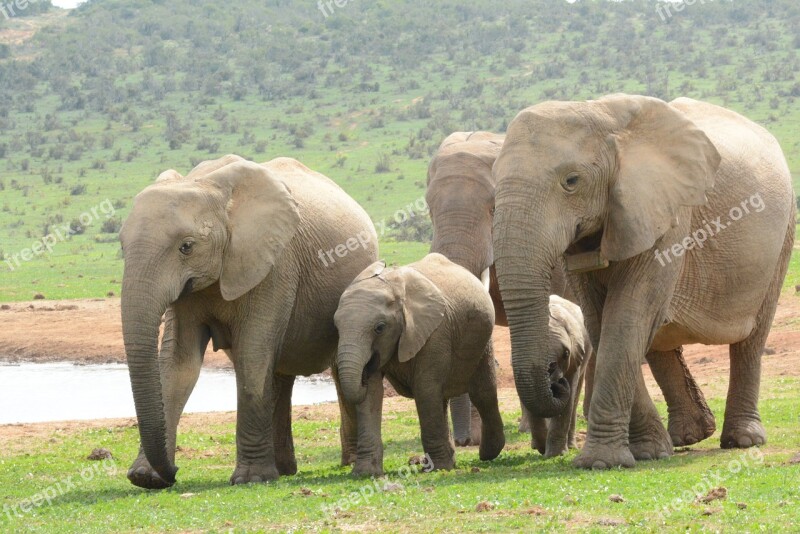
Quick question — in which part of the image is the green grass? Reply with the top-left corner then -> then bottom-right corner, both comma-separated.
2,379 -> 799,532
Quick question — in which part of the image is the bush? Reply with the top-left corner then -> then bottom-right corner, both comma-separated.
374,152 -> 391,173
69,219 -> 85,235
70,184 -> 87,196
100,217 -> 122,234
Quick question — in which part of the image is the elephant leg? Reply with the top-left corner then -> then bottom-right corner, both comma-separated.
449,394 -> 473,446
574,271 -> 674,470
231,350 -> 278,485
331,365 -> 358,467
582,349 -> 596,419
467,347 -> 504,461
272,374 -> 297,476
721,333 -> 768,449
646,348 -> 715,447
567,368 -> 584,450
353,370 -> 385,477
128,310 -> 206,490
722,217 -> 792,448
518,401 -> 532,433
530,417 -> 548,455
627,363 -> 673,461
415,392 -> 455,471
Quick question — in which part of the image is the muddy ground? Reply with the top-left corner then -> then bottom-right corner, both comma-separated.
0,294 -> 798,440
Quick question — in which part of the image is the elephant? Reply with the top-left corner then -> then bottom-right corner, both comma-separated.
529,295 -> 593,458
427,130 -> 716,449
120,154 -> 378,488
492,94 -> 795,469
333,253 -> 505,475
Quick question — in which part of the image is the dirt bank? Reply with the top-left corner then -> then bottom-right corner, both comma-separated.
1,295 -> 799,393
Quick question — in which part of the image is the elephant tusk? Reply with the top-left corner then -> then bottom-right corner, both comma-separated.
480,268 -> 491,293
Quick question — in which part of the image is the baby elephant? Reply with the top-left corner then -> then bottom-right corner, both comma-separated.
334,253 -> 505,475
526,295 -> 593,458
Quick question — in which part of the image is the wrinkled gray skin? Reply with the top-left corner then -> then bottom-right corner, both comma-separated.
334,253 -> 504,475
529,296 -> 592,457
428,131 -> 716,449
120,155 -> 377,488
493,95 -> 795,469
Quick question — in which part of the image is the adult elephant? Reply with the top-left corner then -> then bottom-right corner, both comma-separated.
120,155 -> 378,488
492,94 -> 795,468
428,131 -> 715,449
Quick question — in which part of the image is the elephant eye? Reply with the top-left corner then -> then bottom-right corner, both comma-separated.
374,322 -> 386,335
562,348 -> 570,360
490,206 -> 495,216
179,241 -> 194,256
563,174 -> 580,192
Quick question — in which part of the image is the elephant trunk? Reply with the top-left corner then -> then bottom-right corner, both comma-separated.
336,342 -> 373,405
121,275 -> 177,486
493,196 -> 571,419
430,217 -> 491,279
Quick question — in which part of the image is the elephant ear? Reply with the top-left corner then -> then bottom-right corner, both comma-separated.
598,95 -> 721,261
352,261 -> 386,284
389,267 -> 446,363
202,159 -> 300,301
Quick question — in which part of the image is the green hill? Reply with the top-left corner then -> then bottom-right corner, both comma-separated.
0,0 -> 799,301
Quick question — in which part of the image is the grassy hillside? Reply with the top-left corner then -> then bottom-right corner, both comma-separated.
0,0 -> 799,301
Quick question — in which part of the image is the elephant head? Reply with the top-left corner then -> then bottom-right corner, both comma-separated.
426,132 -> 504,284
547,296 -> 588,386
492,94 -> 720,418
119,155 -> 300,485
334,260 -> 446,404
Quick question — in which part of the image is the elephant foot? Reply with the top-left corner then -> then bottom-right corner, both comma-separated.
341,449 -> 357,467
668,410 -> 716,447
573,441 -> 635,470
629,411 -> 673,461
454,437 -> 472,447
276,455 -> 298,476
629,429 -> 673,462
352,457 -> 384,478
518,417 -> 531,433
543,441 -> 569,458
426,455 -> 456,471
127,456 -> 175,490
720,418 -> 766,449
230,463 -> 279,485
478,432 -> 504,461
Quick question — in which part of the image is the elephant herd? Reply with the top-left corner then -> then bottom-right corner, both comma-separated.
120,94 -> 795,489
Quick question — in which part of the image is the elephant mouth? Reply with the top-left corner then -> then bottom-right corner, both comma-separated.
362,351 -> 381,386
548,360 -> 564,383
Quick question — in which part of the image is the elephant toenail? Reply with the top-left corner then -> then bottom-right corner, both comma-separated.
136,466 -> 148,476
250,476 -> 263,483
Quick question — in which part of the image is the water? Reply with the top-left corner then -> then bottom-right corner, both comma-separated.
0,362 -> 338,425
